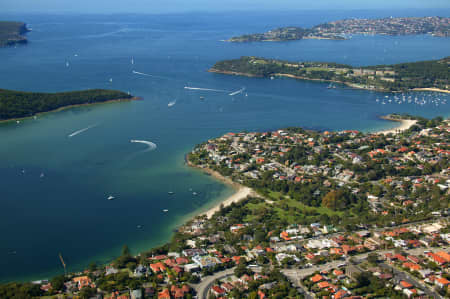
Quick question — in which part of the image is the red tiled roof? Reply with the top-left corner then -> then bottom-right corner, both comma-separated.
311,274 -> 323,283
150,262 -> 166,273
436,277 -> 450,286
158,289 -> 171,299
426,252 -> 447,265
317,281 -> 330,288
403,262 -> 421,271
400,280 -> 413,289
435,251 -> 450,263
334,290 -> 348,299
211,286 -> 226,295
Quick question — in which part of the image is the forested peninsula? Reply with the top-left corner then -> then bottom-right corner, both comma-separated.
209,56 -> 450,92
0,89 -> 134,121
0,21 -> 30,47
228,16 -> 450,42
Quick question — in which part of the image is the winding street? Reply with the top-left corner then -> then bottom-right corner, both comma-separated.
191,267 -> 235,299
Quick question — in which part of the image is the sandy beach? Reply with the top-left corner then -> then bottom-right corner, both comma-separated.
186,159 -> 258,219
412,88 -> 450,94
376,116 -> 418,135
189,115 -> 419,219
202,186 -> 253,219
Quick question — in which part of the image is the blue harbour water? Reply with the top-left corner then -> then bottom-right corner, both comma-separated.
0,10 -> 449,282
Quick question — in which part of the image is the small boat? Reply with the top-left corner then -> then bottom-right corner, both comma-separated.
66,61 -> 70,67
199,96 -> 205,100
163,209 -> 169,212
192,192 -> 198,196
168,191 -> 174,195
109,78 -> 113,83
270,76 -> 275,80
16,120 -> 20,124
137,225 -> 143,229
107,195 -> 115,200
131,57 -> 134,65
168,100 -> 176,107
40,173 -> 45,178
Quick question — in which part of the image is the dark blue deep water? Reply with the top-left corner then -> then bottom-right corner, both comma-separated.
0,10 -> 449,282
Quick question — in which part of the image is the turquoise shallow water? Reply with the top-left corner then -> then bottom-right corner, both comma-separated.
0,10 -> 449,282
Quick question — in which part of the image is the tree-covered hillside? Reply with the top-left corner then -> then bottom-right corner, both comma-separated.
210,56 -> 450,92
0,89 -> 133,120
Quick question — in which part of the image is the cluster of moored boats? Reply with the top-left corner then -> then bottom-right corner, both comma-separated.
375,92 -> 447,106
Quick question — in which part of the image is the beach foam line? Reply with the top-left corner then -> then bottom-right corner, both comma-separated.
68,124 -> 97,138
130,139 -> 157,151
184,86 -> 229,93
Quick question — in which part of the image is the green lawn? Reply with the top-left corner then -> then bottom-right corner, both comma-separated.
244,190 -> 345,223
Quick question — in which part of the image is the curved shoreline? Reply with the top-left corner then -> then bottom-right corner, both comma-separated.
209,68 -> 450,94
186,114 -> 422,220
0,96 -> 141,124
185,115 -> 420,220
186,159 -> 257,219
375,116 -> 418,135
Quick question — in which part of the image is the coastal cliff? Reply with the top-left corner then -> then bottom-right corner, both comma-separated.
0,21 -> 30,47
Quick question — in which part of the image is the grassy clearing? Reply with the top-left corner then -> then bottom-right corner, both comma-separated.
244,190 -> 346,222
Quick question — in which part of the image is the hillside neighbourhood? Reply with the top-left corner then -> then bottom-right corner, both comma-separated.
2,115 -> 449,299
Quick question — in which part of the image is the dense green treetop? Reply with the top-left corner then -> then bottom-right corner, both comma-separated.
210,56 -> 450,92
0,89 -> 133,121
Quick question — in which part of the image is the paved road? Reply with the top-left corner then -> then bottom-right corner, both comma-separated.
193,245 -> 448,298
282,246 -> 448,298
191,267 -> 235,299
380,262 -> 442,299
282,269 -> 315,299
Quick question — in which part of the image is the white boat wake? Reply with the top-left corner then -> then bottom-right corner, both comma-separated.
184,86 -> 228,93
229,87 -> 246,96
130,139 -> 157,152
68,124 -> 97,138
132,70 -> 170,80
